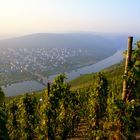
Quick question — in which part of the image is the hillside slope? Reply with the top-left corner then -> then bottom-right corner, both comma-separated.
69,61 -> 124,90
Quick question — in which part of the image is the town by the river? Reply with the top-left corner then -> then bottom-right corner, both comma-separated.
2,50 -> 124,96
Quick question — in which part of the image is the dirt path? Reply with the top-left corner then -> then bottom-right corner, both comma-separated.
67,120 -> 140,140
67,119 -> 88,140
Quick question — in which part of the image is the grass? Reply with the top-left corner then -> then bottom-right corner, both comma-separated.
69,61 -> 124,90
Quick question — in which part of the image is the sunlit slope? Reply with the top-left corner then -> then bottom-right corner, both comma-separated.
69,61 -> 124,90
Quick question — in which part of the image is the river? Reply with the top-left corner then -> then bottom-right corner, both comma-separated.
2,50 -> 124,96
2,80 -> 45,96
49,50 -> 124,81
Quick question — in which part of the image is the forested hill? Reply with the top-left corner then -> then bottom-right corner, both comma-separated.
0,33 -> 127,50
0,33 -> 128,61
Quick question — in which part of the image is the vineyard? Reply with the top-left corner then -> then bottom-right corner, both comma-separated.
0,37 -> 140,140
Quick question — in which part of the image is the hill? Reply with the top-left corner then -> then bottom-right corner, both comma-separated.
0,33 -> 127,49
0,33 -> 128,86
0,33 -> 128,61
69,61 -> 124,90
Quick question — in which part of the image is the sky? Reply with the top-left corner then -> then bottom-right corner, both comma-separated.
0,0 -> 140,38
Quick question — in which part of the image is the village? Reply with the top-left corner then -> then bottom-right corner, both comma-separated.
0,47 -> 86,75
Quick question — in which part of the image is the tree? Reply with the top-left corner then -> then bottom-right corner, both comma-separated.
0,88 -> 9,140
22,93 -> 39,140
48,74 -> 73,139
87,73 -> 108,139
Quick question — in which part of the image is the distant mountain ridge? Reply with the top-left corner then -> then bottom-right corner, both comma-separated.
0,33 -> 127,50
0,33 -> 131,68
0,33 -> 137,92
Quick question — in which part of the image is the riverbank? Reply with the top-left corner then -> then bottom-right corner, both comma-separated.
2,50 -> 124,96
2,80 -> 45,96
48,50 -> 124,81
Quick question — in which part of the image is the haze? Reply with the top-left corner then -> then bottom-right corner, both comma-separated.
0,0 -> 140,38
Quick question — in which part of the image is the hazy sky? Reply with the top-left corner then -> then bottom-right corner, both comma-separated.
0,0 -> 140,38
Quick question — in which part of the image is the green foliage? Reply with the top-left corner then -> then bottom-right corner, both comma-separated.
2,39 -> 140,139
105,97 -> 137,139
48,74 -> 78,139
136,40 -> 140,49
0,106 -> 9,140
9,101 -> 19,139
69,62 -> 124,90
22,93 -> 39,139
0,89 -> 9,140
87,73 -> 109,139
6,93 -> 39,140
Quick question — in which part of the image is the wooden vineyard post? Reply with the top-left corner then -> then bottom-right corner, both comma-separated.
122,36 -> 133,101
47,82 -> 50,97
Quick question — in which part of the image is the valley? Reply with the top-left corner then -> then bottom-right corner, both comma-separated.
0,33 -> 125,86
